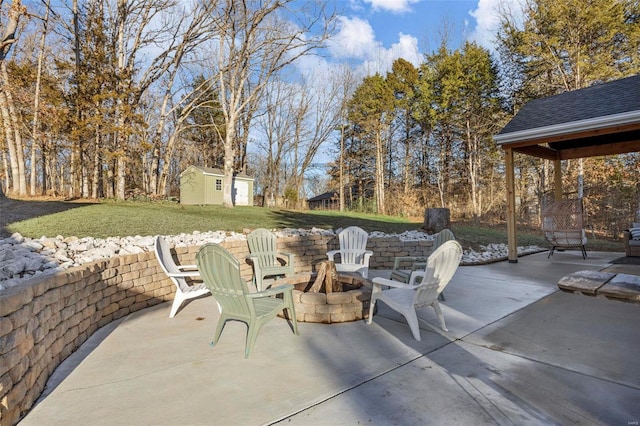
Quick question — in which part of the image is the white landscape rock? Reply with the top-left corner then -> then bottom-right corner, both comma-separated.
0,229 -> 545,292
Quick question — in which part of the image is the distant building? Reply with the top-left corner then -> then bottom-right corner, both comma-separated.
307,190 -> 340,210
307,186 -> 369,210
179,166 -> 254,206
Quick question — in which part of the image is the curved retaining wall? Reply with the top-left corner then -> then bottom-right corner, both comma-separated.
0,234 -> 433,425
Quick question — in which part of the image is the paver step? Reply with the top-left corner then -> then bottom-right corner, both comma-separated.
558,270 -> 640,303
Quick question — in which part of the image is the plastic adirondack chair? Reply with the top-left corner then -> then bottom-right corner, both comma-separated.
389,229 -> 455,301
154,236 -> 210,318
196,243 -> 298,358
326,226 -> 373,278
247,228 -> 295,291
367,240 -> 462,341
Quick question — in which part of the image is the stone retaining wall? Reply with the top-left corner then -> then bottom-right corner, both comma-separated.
0,234 -> 433,425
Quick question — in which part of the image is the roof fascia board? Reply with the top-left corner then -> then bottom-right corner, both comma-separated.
559,140 -> 640,160
495,110 -> 640,145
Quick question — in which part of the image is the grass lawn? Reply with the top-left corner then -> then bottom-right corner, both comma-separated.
0,197 -> 624,252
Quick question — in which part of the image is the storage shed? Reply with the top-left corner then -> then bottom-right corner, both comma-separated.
179,166 -> 254,206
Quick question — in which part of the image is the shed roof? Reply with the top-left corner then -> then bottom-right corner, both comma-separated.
182,165 -> 253,180
495,74 -> 640,160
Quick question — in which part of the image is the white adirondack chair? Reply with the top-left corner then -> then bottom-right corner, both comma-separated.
389,228 -> 455,283
154,236 -> 210,318
326,226 -> 373,278
389,228 -> 456,301
367,240 -> 462,340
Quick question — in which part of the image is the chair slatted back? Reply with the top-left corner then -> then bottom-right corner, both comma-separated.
433,229 -> 455,251
414,240 -> 462,307
196,244 -> 252,317
338,226 -> 369,264
155,236 -> 181,275
155,236 -> 193,293
247,228 -> 279,267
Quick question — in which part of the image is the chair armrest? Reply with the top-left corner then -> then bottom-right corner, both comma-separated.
372,277 -> 416,290
278,252 -> 295,262
408,270 -> 426,285
177,264 -> 198,271
411,262 -> 427,271
248,284 -> 293,298
393,256 -> 426,270
167,270 -> 201,278
326,250 -> 339,261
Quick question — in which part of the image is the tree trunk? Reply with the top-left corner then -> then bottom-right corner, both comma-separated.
0,90 -> 19,195
30,0 -> 50,196
222,128 -> 235,207
423,208 -> 450,234
92,133 -> 102,198
1,62 -> 27,195
375,131 -> 385,214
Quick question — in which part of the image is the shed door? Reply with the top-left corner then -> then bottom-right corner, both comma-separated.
234,181 -> 249,206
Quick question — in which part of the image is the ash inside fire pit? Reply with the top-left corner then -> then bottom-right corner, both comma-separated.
274,261 -> 372,323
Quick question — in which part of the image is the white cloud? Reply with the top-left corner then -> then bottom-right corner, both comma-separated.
357,32 -> 421,76
328,16 -> 379,59
327,16 -> 421,76
364,0 -> 421,13
469,0 -> 523,49
391,33 -> 421,65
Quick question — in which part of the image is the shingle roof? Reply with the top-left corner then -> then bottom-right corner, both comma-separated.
498,74 -> 640,135
192,166 -> 253,179
307,190 -> 338,202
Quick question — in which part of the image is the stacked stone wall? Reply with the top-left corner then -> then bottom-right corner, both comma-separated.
0,235 -> 432,425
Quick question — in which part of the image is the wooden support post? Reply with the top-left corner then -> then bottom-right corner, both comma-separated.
554,159 -> 562,201
505,148 -> 518,262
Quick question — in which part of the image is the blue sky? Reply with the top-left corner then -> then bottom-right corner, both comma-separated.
293,0 -> 521,174
317,0 -> 516,75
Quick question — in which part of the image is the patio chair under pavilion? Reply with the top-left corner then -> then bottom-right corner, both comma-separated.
494,74 -> 640,262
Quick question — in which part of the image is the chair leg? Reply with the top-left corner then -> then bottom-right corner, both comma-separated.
211,315 -> 228,347
366,297 -> 377,324
283,293 -> 299,335
431,301 -> 448,331
403,308 -> 422,341
548,246 -> 556,258
245,322 -> 266,358
169,291 -> 187,318
289,309 -> 299,335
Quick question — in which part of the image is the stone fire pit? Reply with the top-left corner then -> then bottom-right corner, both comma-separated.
273,262 -> 372,323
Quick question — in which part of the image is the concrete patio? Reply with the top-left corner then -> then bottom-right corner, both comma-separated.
18,250 -> 640,425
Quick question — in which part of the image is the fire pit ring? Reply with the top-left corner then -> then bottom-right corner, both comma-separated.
273,271 -> 372,323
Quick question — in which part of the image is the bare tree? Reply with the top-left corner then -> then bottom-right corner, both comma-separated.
0,0 -> 29,196
255,80 -> 295,207
203,0 -> 335,207
290,73 -> 344,209
29,0 -> 51,196
144,5 -> 216,196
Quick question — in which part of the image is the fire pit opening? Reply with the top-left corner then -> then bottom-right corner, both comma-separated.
274,261 -> 372,323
